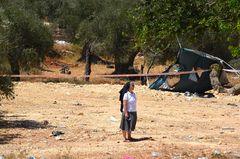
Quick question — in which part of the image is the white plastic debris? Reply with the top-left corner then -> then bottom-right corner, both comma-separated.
151,152 -> 160,157
55,40 -> 70,45
55,136 -> 64,140
110,116 -> 117,122
198,157 -> 208,159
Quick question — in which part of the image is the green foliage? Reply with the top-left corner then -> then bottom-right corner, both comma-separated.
134,0 -> 240,60
0,0 -> 54,100
0,11 -> 14,100
75,0 -> 139,64
0,0 -> 54,72
0,77 -> 14,101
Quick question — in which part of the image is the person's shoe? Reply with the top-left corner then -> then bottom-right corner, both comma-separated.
123,139 -> 131,142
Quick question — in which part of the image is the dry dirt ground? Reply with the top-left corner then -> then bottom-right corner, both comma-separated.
0,81 -> 240,159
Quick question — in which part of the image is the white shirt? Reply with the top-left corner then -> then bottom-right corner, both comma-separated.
123,91 -> 136,112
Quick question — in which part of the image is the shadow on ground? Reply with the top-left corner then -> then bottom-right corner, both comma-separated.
0,110 -> 52,144
130,137 -> 155,142
0,134 -> 21,144
0,110 -> 51,129
0,119 -> 50,129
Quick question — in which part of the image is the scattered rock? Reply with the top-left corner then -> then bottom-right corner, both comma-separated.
227,103 -> 238,107
212,149 -> 221,157
72,101 -> 82,106
230,151 -> 240,158
198,136 -> 204,140
53,101 -> 57,104
172,155 -> 182,159
222,127 -> 235,132
42,120 -> 49,125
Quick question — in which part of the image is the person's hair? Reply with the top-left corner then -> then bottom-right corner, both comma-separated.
130,81 -> 134,86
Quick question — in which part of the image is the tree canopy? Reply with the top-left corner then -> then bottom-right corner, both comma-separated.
0,0 -> 53,99
134,0 -> 240,61
0,0 -> 240,99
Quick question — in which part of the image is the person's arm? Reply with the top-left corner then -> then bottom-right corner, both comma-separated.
123,99 -> 128,119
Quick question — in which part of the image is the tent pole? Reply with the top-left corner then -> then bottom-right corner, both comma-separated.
176,35 -> 182,49
222,60 -> 240,77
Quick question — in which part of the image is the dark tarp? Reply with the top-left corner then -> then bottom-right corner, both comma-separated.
149,48 -> 226,93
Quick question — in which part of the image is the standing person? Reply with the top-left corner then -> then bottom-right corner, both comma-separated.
120,81 -> 137,142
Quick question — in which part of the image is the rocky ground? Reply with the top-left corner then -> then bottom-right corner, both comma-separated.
0,82 -> 240,159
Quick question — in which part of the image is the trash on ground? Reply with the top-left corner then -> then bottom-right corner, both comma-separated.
110,116 -> 117,122
51,131 -> 64,136
151,151 -> 160,157
55,136 -> 64,140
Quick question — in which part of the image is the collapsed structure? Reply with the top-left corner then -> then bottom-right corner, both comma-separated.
149,48 -> 229,93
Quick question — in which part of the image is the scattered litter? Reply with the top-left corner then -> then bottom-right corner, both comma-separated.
110,116 -> 117,122
53,101 -> 57,104
27,156 -> 36,159
151,152 -> 160,157
172,155 -> 182,159
51,131 -> 64,136
192,92 -> 200,97
184,91 -> 191,97
198,157 -> 208,159
55,136 -> 64,140
72,101 -> 82,106
212,149 -> 221,157
0,155 -> 4,159
55,40 -> 70,45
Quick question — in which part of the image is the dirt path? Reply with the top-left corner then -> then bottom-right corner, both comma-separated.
0,82 -> 240,158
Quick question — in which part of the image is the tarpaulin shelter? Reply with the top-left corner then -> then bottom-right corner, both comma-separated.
149,48 -> 228,93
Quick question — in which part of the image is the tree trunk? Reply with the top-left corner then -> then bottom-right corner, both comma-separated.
8,53 -> 20,81
82,41 -> 93,82
140,64 -> 147,85
113,51 -> 138,75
